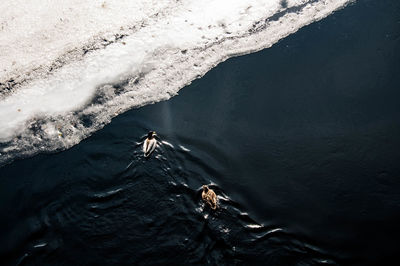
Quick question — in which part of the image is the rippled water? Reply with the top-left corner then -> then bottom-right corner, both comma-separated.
1,0 -> 400,265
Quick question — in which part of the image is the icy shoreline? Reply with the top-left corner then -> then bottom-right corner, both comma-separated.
0,0 -> 353,164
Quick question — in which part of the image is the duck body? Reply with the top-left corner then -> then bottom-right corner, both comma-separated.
202,185 -> 217,210
143,131 -> 157,157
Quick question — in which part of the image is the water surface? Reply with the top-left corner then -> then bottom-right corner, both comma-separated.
1,0 -> 400,265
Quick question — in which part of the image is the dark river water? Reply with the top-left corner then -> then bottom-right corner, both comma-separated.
1,0 -> 400,265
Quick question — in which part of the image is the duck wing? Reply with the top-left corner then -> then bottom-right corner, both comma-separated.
211,192 -> 217,209
143,139 -> 157,157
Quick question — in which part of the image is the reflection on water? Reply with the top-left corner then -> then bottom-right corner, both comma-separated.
3,131 -> 336,265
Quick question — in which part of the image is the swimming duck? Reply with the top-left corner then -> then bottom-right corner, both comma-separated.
202,185 -> 218,210
143,131 -> 157,157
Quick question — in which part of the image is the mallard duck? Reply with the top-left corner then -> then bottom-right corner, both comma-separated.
143,131 -> 157,157
202,185 -> 218,210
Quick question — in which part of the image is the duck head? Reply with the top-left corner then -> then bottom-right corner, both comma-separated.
147,131 -> 156,139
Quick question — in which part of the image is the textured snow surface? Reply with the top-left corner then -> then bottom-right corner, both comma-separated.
0,0 -> 353,164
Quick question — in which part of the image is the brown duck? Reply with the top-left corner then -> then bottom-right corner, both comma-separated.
202,185 -> 218,210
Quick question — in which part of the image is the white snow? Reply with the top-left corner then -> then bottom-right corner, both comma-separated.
0,0 -> 353,163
